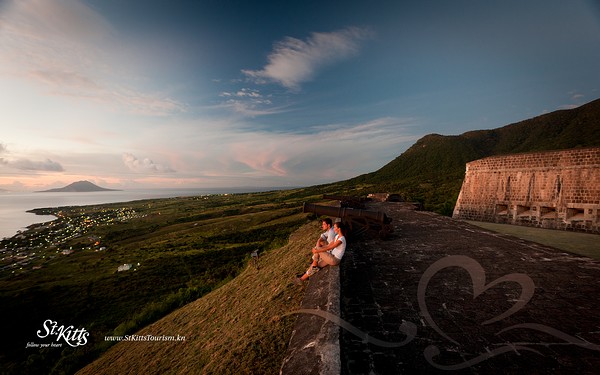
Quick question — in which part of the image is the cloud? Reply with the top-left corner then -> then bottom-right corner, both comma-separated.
1,0 -> 114,41
221,117 -> 418,182
218,88 -> 281,116
29,69 -> 100,91
0,157 -> 64,172
123,116 -> 416,186
242,27 -> 373,90
220,88 -> 263,98
0,116 -> 418,189
0,142 -> 64,171
0,0 -> 184,116
557,91 -> 587,110
122,153 -> 175,174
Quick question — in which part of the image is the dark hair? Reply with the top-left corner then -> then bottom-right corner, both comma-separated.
333,221 -> 347,236
322,218 -> 333,226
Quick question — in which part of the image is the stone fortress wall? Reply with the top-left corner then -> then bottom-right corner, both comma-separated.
453,148 -> 600,233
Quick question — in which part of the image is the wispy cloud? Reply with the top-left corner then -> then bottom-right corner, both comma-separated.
13,158 -> 64,171
216,87 -> 291,117
557,91 -> 587,110
242,27 -> 373,90
0,142 -> 64,171
0,115 -> 418,189
0,157 -> 64,172
122,153 -> 175,174
220,117 -> 417,182
0,0 -> 184,116
220,88 -> 264,98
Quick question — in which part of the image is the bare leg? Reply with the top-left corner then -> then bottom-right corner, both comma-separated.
300,258 -> 318,281
300,252 -> 339,281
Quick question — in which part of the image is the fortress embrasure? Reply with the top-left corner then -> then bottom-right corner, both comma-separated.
452,148 -> 600,233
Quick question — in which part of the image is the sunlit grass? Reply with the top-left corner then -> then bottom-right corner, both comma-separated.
78,222 -> 319,375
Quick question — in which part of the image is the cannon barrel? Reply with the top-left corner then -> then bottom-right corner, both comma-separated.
322,194 -> 369,202
303,202 -> 393,239
322,194 -> 369,209
303,203 -> 389,223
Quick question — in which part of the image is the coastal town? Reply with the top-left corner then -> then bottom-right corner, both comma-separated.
0,206 -> 144,276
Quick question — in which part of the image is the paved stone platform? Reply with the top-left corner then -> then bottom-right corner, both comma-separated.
340,202 -> 600,374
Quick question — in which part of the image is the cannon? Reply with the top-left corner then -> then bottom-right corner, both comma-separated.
322,194 -> 370,209
303,202 -> 393,239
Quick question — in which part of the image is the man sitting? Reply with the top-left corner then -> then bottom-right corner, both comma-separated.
317,218 -> 336,248
295,221 -> 347,284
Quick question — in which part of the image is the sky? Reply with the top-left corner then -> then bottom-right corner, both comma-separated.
1,0 -> 599,191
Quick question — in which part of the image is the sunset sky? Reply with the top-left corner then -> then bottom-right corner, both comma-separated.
1,0 -> 599,191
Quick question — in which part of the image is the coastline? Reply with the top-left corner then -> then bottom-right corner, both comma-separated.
0,210 -> 56,240
0,187 -> 292,239
0,191 -> 167,240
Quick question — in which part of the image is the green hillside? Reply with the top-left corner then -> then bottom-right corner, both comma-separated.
342,98 -> 600,214
0,190 -> 321,374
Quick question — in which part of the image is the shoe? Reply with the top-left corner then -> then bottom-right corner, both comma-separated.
306,266 -> 320,276
294,277 -> 304,285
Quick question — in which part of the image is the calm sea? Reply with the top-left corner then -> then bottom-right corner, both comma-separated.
0,187 -> 282,240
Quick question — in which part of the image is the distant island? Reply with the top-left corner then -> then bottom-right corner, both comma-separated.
37,181 -> 120,193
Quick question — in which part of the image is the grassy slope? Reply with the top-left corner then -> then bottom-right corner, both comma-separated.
78,223 -> 318,375
0,190 -> 319,374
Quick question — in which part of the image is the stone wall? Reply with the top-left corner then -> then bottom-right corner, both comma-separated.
280,265 -> 341,375
453,148 -> 600,233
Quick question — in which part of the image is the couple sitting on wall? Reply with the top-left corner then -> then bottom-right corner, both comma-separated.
295,218 -> 347,285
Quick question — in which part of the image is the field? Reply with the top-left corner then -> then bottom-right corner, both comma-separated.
0,188 -> 324,374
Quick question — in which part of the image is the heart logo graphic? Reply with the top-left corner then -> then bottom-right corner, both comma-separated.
291,255 -> 598,370
417,255 -> 535,345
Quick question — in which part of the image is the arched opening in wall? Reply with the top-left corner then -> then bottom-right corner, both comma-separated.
517,205 -> 532,217
567,207 -> 585,221
495,204 -> 509,216
540,206 -> 557,219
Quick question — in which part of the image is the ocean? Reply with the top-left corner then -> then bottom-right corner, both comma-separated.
0,187 -> 283,240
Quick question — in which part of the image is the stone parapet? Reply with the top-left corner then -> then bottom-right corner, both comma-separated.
280,265 -> 341,375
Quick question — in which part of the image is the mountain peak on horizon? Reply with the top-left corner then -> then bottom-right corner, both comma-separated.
38,180 -> 120,193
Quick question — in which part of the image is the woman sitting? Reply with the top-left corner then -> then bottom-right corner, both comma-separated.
295,221 -> 347,284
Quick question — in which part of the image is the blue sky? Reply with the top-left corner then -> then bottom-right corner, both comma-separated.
1,0 -> 599,191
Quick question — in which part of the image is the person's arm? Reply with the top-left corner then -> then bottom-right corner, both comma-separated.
316,232 -> 328,247
312,239 -> 341,253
